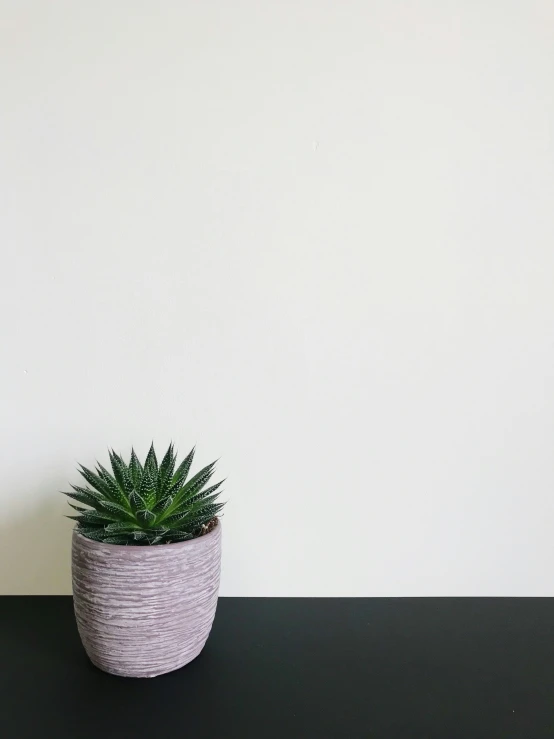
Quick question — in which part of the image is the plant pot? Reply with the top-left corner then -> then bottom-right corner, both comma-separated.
71,522 -> 222,678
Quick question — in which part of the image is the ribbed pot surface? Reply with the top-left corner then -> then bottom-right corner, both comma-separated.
72,523 -> 222,677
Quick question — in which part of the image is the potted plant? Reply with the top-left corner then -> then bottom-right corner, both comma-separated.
64,443 -> 225,678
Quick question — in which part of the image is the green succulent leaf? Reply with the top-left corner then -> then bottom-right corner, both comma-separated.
186,480 -> 225,506
68,504 -> 88,513
136,509 -> 156,526
105,521 -> 140,534
70,484 -> 104,500
129,448 -> 143,489
185,504 -> 225,528
98,499 -> 135,519
144,443 -> 158,473
103,536 -> 131,545
170,531 -> 194,542
163,502 -> 223,530
153,495 -> 173,515
169,492 -> 222,521
96,463 -> 116,485
167,461 -> 217,513
77,528 -> 109,542
69,509 -> 120,525
138,468 -> 157,509
157,443 -> 176,499
170,446 -> 195,488
64,490 -> 101,507
78,465 -> 114,499
109,450 -> 134,497
94,464 -> 129,507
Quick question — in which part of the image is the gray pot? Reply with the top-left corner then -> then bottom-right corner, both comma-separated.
71,522 -> 222,678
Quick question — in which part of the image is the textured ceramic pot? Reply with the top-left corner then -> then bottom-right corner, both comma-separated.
72,522 -> 222,678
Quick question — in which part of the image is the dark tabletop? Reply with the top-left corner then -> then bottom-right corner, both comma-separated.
0,597 -> 553,738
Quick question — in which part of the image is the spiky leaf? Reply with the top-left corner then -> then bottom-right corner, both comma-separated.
68,504 -> 88,513
103,536 -> 131,545
109,450 -> 134,497
170,446 -> 195,488
157,443 -> 176,499
77,528 -> 109,542
64,490 -> 101,508
163,502 -> 223,530
78,465 -> 114,498
129,448 -> 143,489
168,492 -> 222,521
167,461 -> 216,513
136,509 -> 156,526
153,494 -> 173,515
70,484 -> 104,500
144,442 -> 158,473
170,531 -> 194,542
105,521 -> 140,534
98,499 -> 135,520
186,480 -> 225,506
95,464 -> 129,507
184,503 -> 225,528
138,468 -> 157,509
69,509 -> 120,525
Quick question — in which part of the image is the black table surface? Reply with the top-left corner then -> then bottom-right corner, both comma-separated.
1,597 -> 552,738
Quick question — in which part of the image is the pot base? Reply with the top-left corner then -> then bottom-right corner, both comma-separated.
88,641 -> 205,678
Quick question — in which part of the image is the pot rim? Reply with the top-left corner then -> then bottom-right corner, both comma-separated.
72,518 -> 221,550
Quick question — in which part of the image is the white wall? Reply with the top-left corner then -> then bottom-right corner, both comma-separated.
1,1 -> 553,595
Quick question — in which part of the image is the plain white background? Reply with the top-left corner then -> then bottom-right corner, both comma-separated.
1,1 -> 553,595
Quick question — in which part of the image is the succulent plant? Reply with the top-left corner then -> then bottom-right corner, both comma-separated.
64,443 -> 224,545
